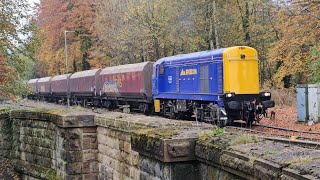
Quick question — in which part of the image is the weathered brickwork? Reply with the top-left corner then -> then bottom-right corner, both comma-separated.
0,111 -> 11,159
56,127 -> 98,180
95,113 -> 207,180
97,127 -> 140,180
1,110 -> 98,180
139,154 -> 199,180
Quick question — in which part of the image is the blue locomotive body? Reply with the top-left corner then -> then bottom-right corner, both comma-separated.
153,48 -> 226,107
152,47 -> 274,126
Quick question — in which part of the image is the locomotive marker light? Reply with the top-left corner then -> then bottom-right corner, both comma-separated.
260,92 -> 271,97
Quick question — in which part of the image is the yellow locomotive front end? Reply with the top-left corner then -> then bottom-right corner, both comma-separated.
222,46 -> 274,125
223,46 -> 260,94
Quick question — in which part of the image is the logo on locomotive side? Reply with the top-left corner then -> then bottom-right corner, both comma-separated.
180,69 -> 197,76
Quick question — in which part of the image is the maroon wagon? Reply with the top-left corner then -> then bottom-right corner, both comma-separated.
69,69 -> 102,96
51,74 -> 71,95
98,62 -> 153,101
27,78 -> 39,94
37,77 -> 53,95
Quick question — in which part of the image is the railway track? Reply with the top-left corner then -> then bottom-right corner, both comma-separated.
227,125 -> 320,149
254,123 -> 320,134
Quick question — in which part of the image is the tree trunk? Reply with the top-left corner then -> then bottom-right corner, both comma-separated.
82,51 -> 90,71
213,0 -> 219,49
244,0 -> 251,44
73,59 -> 77,73
153,35 -> 160,60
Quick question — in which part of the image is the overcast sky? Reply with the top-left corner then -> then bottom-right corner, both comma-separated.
28,0 -> 40,14
17,0 -> 40,41
28,0 -> 40,6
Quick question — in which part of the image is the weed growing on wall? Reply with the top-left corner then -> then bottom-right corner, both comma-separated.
211,127 -> 225,136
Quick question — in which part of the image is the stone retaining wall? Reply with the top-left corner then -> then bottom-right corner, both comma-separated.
1,107 -> 319,180
97,127 -> 139,180
95,113 -> 203,180
1,109 -> 98,180
13,111 -> 57,179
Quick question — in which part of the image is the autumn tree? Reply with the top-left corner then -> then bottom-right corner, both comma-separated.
0,0 -> 33,98
33,0 -> 318,89
34,0 -> 97,76
268,0 -> 320,88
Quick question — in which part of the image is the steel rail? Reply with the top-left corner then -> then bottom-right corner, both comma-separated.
254,123 -> 320,135
227,126 -> 320,142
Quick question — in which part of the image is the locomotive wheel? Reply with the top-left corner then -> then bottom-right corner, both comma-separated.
245,112 -> 254,128
168,113 -> 176,119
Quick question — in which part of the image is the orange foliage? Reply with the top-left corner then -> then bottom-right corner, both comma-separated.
35,0 -> 100,76
268,1 -> 319,87
0,53 -> 8,84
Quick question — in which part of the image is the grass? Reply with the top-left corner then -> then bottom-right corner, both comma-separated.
288,156 -> 313,167
211,127 -> 225,136
229,134 -> 259,146
198,127 -> 225,141
249,154 -> 259,166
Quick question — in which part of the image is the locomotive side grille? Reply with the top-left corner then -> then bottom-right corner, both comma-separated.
200,65 -> 209,93
176,67 -> 180,93
217,63 -> 223,93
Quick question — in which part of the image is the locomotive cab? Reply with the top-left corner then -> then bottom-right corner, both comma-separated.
222,47 -> 275,125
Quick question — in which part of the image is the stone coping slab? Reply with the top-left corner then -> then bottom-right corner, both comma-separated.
196,132 -> 320,180
10,108 -> 95,128
95,112 -> 214,163
95,112 -> 211,131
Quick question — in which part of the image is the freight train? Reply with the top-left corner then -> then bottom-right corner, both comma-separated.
27,46 -> 275,127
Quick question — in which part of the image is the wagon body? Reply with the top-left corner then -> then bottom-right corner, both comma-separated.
37,77 -> 53,95
27,79 -> 39,94
69,69 -> 102,96
51,74 -> 71,95
98,62 -> 153,102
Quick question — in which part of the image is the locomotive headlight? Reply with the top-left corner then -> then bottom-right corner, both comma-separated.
264,92 -> 271,97
225,93 -> 235,98
260,92 -> 271,97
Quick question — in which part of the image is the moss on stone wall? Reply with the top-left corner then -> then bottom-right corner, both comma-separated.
134,128 -> 178,139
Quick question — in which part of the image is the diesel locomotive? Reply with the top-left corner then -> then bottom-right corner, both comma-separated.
27,46 -> 275,127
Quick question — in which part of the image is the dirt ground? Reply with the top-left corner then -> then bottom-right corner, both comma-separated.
261,106 -> 320,132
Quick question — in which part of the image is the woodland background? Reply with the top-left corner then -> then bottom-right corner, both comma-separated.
0,0 -> 319,98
